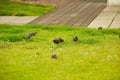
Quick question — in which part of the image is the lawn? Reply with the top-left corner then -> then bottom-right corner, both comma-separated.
0,0 -> 55,16
0,24 -> 120,80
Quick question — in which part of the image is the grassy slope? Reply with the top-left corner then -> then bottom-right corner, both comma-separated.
0,0 -> 55,16
0,24 -> 120,80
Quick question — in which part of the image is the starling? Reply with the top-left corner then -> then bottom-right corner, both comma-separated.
53,38 -> 60,44
98,27 -> 102,30
25,34 -> 31,39
73,36 -> 78,41
25,32 -> 37,40
29,32 -> 37,36
51,53 -> 57,59
53,38 -> 64,44
58,38 -> 64,42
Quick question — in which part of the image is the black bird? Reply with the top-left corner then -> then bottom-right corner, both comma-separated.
29,32 -> 37,36
98,27 -> 102,30
58,38 -> 64,42
51,53 -> 57,59
25,32 -> 37,39
25,35 -> 31,39
53,38 -> 60,44
53,38 -> 64,44
73,36 -> 78,41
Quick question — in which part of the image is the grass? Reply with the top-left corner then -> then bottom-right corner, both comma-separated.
0,24 -> 120,80
0,0 -> 55,16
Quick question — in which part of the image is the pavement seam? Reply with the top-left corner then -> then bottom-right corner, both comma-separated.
108,14 -> 117,28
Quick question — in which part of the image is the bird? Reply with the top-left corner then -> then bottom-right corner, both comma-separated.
29,32 -> 37,36
98,27 -> 102,30
58,38 -> 64,42
73,36 -> 78,41
51,53 -> 57,59
53,38 -> 64,44
25,34 -> 31,39
53,38 -> 60,44
25,32 -> 37,40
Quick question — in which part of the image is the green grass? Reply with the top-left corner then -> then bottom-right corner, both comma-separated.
0,0 -> 55,16
0,24 -> 120,80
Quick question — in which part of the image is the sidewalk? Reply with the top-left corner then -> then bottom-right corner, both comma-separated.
88,6 -> 120,28
0,16 -> 38,25
0,6 -> 120,28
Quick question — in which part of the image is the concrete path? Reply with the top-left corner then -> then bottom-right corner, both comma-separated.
88,6 -> 120,28
0,16 -> 38,25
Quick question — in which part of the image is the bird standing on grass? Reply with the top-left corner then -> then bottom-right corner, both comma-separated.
73,36 -> 78,41
25,32 -> 37,40
98,27 -> 102,30
53,38 -> 64,44
58,38 -> 64,42
51,53 -> 57,59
